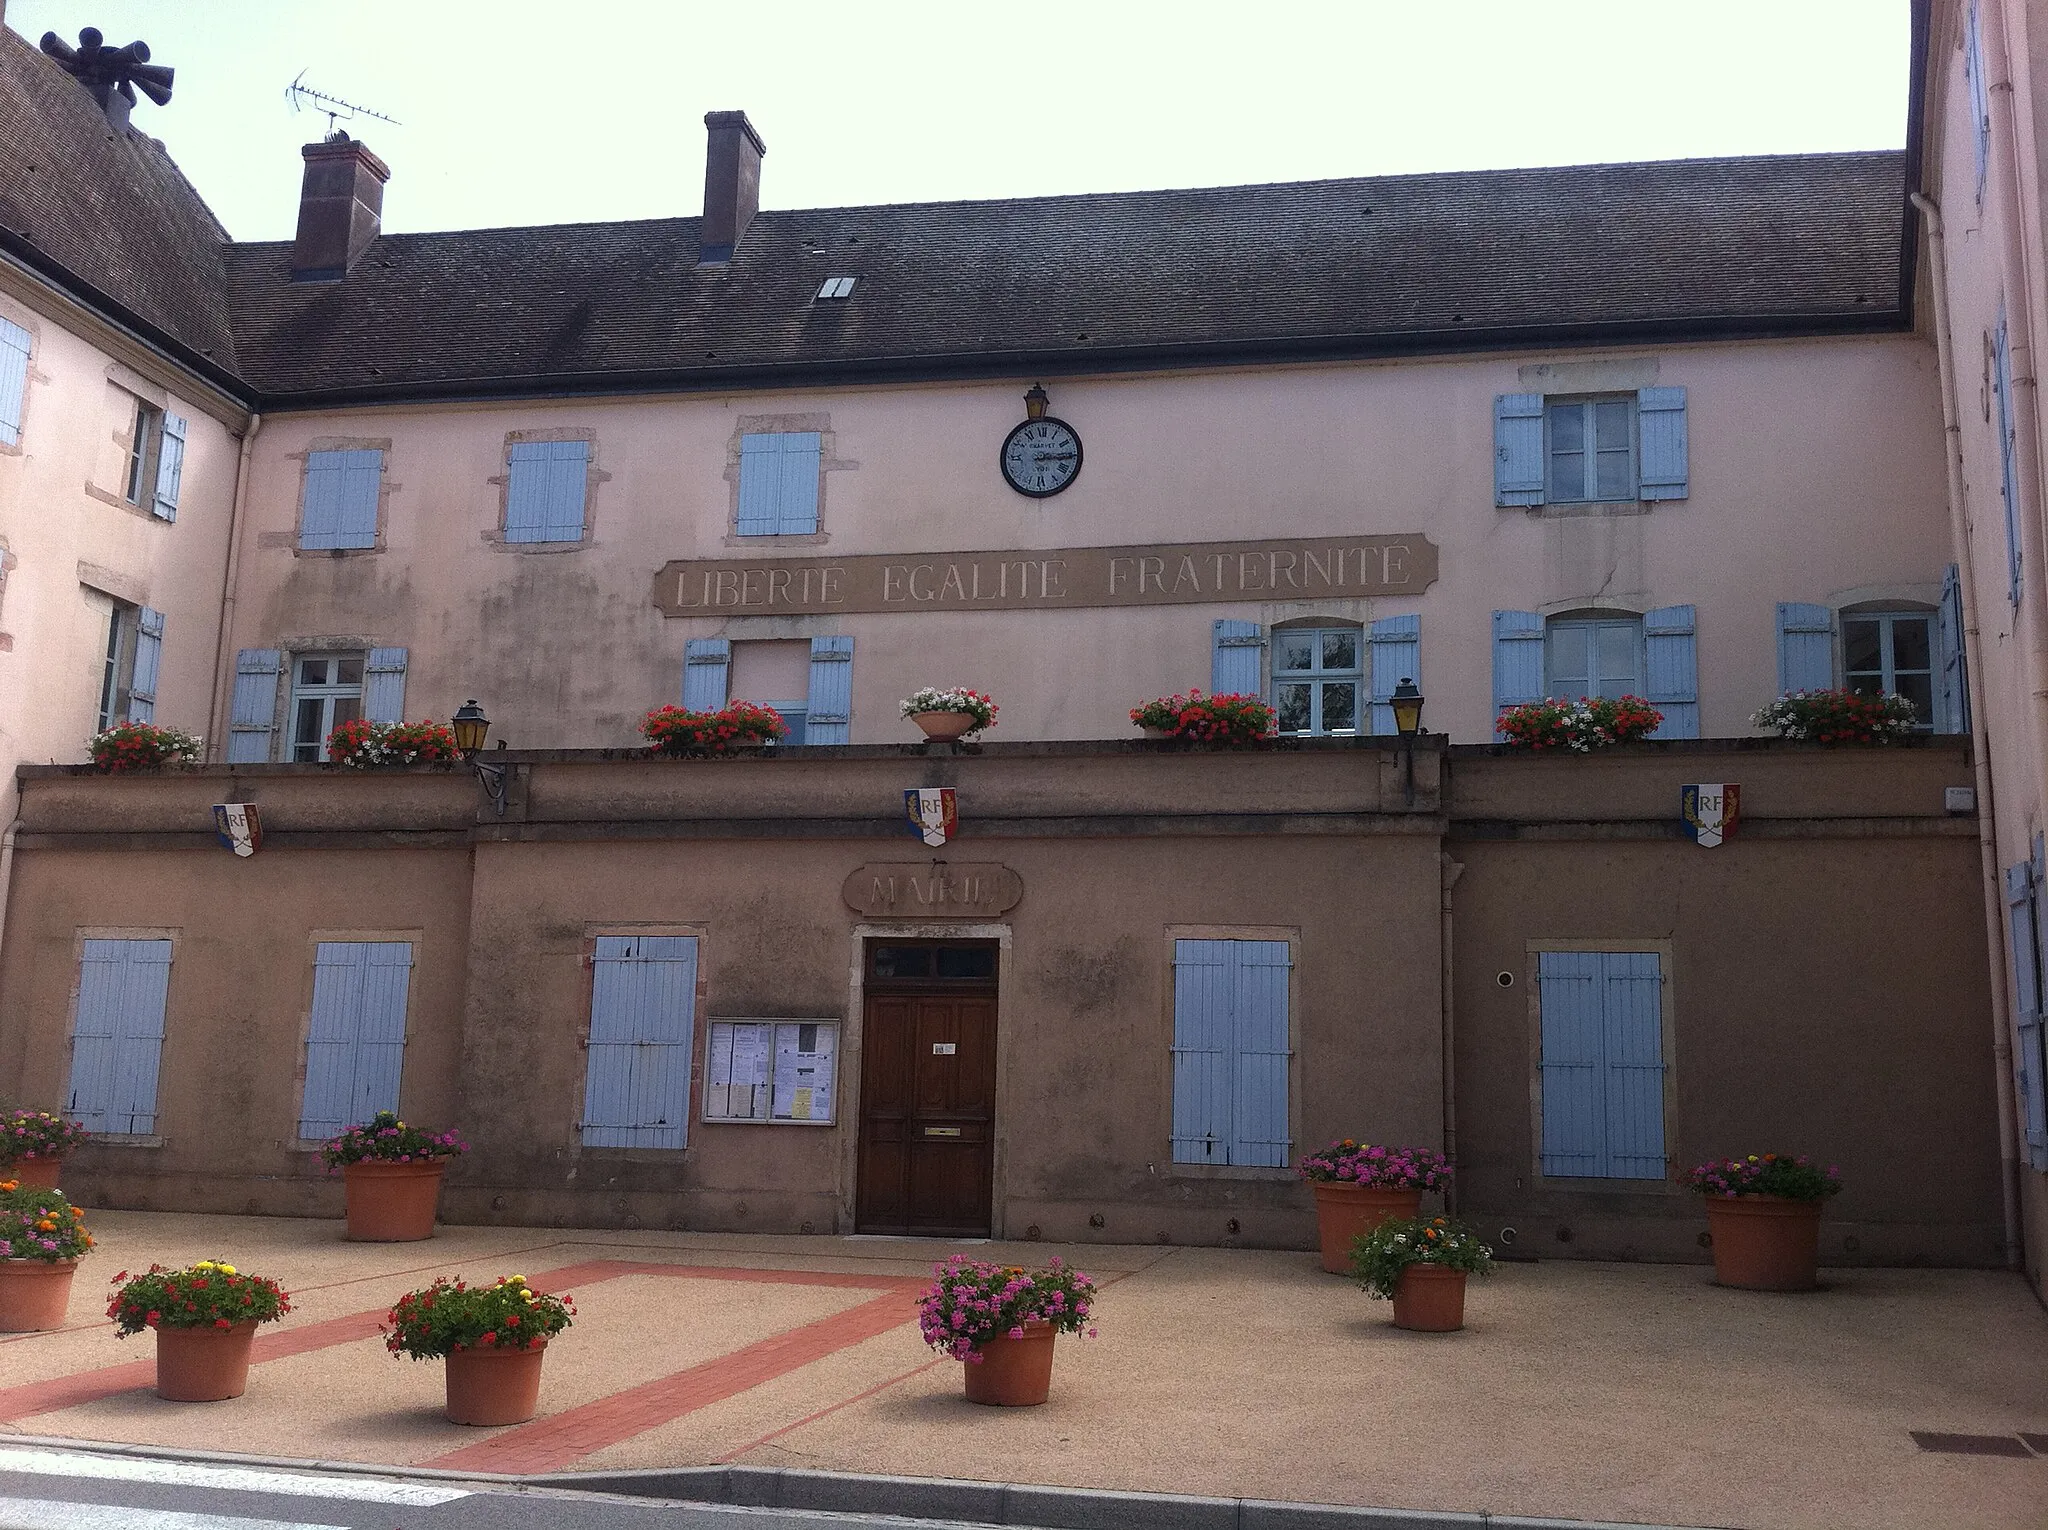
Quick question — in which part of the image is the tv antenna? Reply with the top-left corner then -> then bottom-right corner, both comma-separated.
285,72 -> 400,138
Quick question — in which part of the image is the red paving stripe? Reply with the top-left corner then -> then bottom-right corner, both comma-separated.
424,1282 -> 927,1476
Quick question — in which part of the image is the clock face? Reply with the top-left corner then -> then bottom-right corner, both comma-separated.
1000,417 -> 1083,498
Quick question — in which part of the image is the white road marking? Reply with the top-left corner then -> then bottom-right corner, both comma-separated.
0,1496 -> 347,1530
0,1446 -> 469,1506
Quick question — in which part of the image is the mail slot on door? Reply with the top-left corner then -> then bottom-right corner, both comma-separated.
924,1126 -> 964,1137
932,1042 -> 956,1055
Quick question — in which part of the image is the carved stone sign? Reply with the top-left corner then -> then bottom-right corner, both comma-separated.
654,535 -> 1439,617
843,862 -> 1024,919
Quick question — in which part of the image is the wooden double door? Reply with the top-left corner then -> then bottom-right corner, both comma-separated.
856,942 -> 999,1236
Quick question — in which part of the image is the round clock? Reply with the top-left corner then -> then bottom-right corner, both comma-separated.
1000,416 -> 1083,498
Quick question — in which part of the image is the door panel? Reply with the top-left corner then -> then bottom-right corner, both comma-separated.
858,991 -> 997,1235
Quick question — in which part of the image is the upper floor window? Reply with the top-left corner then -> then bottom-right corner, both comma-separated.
737,431 -> 822,535
505,439 -> 590,544
124,400 -> 162,506
301,449 -> 383,550
1546,396 -> 1636,504
1546,615 -> 1643,700
1494,388 -> 1687,508
98,600 -> 142,730
289,654 -> 364,761
1842,611 -> 1934,728
0,315 -> 29,448
1273,626 -> 1362,736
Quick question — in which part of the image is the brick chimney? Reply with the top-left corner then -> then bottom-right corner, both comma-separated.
697,110 -> 765,266
291,133 -> 390,282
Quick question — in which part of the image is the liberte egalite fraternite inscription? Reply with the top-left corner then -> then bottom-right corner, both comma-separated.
654,535 -> 1439,617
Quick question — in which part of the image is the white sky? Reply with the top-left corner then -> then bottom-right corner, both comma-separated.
5,0 -> 1911,242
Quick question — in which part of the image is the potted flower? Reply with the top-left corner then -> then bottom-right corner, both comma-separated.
1751,690 -> 1918,744
87,723 -> 202,774
1350,1215 -> 1494,1332
108,1260 -> 292,1400
383,1274 -> 576,1425
0,1181 -> 95,1332
1129,690 -> 1276,746
1496,696 -> 1664,751
917,1254 -> 1097,1407
640,701 -> 788,757
900,687 -> 997,743
1687,1153 -> 1842,1291
325,718 -> 463,767
320,1112 -> 469,1242
1296,1140 -> 1451,1273
0,1110 -> 90,1188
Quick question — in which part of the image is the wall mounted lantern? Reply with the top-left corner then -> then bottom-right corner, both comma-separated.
1390,678 -> 1425,806
451,698 -> 507,817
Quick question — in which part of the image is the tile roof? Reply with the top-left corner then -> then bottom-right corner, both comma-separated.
1,20 -> 1908,408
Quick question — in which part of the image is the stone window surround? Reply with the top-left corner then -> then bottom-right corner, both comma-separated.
722,412 -> 857,548
81,366 -> 177,524
1160,922 -> 1302,1182
0,299 -> 41,460
483,426 -> 611,552
277,437 -> 397,557
1515,355 -> 1661,521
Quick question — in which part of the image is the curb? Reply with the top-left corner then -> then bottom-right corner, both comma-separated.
0,1435 -> 1724,1530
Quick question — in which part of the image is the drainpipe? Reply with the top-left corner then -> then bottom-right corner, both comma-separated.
1440,847 -> 1464,1217
1914,191 -> 2025,1269
205,413 -> 261,758
0,815 -> 22,1016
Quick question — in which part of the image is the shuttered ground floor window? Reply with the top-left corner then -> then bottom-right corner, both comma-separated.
1536,950 -> 1669,1179
1171,937 -> 1291,1167
581,935 -> 698,1149
67,938 -> 173,1135
298,941 -> 414,1139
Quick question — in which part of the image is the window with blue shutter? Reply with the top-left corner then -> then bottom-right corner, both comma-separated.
300,449 -> 383,550
1637,388 -> 1689,500
1494,394 -> 1545,507
505,440 -> 590,543
1367,615 -> 1420,735
581,935 -> 698,1149
1171,938 -> 1291,1167
1211,619 -> 1264,695
1775,603 -> 1835,695
1491,610 -> 1545,735
67,938 -> 173,1135
1939,565 -> 1970,735
128,607 -> 165,724
227,648 -> 283,762
736,432 -> 822,535
298,942 -> 413,1139
0,314 -> 31,447
1643,605 -> 1698,738
1273,626 -> 1363,735
682,638 -> 731,710
1995,313 -> 2022,607
1547,616 -> 1645,701
151,412 -> 187,522
1538,951 -> 1667,1180
364,647 -> 407,724
1546,397 -> 1636,503
805,635 -> 853,744
2006,857 -> 2048,1169
1967,1 -> 1991,205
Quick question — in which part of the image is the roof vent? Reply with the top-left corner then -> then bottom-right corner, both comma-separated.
39,28 -> 174,128
698,111 -> 766,266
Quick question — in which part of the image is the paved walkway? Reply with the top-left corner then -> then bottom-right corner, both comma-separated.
2,1212 -> 2045,1529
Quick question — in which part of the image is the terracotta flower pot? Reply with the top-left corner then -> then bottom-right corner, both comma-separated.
155,1321 -> 258,1401
0,1258 -> 77,1332
912,711 -> 980,742
1311,1181 -> 1424,1274
961,1322 -> 1057,1406
1704,1194 -> 1824,1291
1390,1263 -> 1468,1332
342,1160 -> 447,1242
445,1340 -> 548,1426
5,1157 -> 62,1190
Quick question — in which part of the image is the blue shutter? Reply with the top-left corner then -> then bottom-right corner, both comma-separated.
302,449 -> 382,550
0,315 -> 31,447
1636,387 -> 1688,501
364,648 -> 407,724
1939,563 -> 1970,735
2007,860 -> 2048,1168
737,432 -> 822,535
1968,1 -> 1991,204
506,440 -> 589,543
151,412 -> 187,521
1491,610 -> 1545,735
227,648 -> 282,763
1600,953 -> 1667,1178
1643,605 -> 1698,738
1774,603 -> 1834,695
1996,314 -> 2022,607
1539,951 -> 1665,1179
1229,940 -> 1292,1168
299,942 -> 413,1139
581,935 -> 697,1149
129,607 -> 165,724
67,939 -> 172,1135
1494,394 -> 1545,507
1211,619 -> 1264,695
1171,939 -> 1233,1164
1367,615 -> 1421,735
805,635 -> 853,744
682,638 -> 731,710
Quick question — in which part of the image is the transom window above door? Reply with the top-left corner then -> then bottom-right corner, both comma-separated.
290,654 -> 364,762
1843,611 -> 1934,728
1546,617 -> 1644,700
1273,626 -> 1362,735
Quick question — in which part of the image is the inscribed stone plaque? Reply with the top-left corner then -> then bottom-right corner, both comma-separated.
842,863 -> 1023,919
